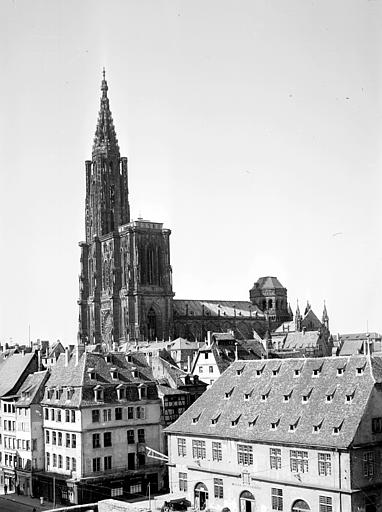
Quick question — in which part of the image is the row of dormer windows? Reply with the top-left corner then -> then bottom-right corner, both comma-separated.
235,364 -> 365,378
225,386 -> 356,403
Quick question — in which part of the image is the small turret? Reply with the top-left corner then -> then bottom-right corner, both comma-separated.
295,301 -> 302,332
322,301 -> 329,330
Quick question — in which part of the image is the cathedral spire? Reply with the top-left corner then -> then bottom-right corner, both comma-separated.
93,69 -> 120,155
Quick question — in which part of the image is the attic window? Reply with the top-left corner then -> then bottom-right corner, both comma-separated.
211,414 -> 221,425
346,390 -> 355,402
289,418 -> 300,432
261,390 -> 270,402
192,414 -> 201,424
337,367 -> 345,376
94,385 -> 104,402
127,355 -> 132,363
244,389 -> 253,400
294,369 -> 301,377
256,367 -> 264,377
47,389 -> 53,400
231,415 -> 241,427
138,386 -> 147,400
312,368 -> 321,377
284,391 -> 292,402
270,419 -> 280,430
272,367 -> 280,377
302,389 -> 312,403
236,366 -> 245,376
110,368 -> 118,380
332,421 -> 343,435
313,421 -> 323,433
248,416 -> 258,427
55,388 -> 62,400
356,365 -> 365,375
105,355 -> 112,363
117,386 -> 126,401
66,388 -> 74,400
326,390 -> 335,403
225,387 -> 235,399
88,368 -> 96,380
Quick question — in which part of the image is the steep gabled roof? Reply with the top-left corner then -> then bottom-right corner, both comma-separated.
16,370 -> 49,406
173,300 -> 264,318
0,353 -> 37,398
254,276 -> 285,290
165,356 -> 381,449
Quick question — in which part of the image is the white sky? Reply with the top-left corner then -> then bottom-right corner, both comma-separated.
1,0 -> 381,345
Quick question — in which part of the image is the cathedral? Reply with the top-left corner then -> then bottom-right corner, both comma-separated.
77,73 -> 293,348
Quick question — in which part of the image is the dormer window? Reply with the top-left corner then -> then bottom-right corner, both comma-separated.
131,367 -> 139,379
294,368 -> 301,377
138,385 -> 147,400
326,389 -> 336,403
192,413 -> 201,424
337,367 -> 345,376
271,419 -> 280,430
225,387 -> 234,399
94,385 -> 104,402
284,391 -> 292,402
55,388 -> 62,400
256,367 -> 264,377
236,365 -> 245,376
313,421 -> 323,433
47,388 -> 53,400
261,391 -> 269,402
110,367 -> 118,380
248,416 -> 258,427
272,366 -> 280,377
211,414 -> 220,425
302,389 -> 312,403
244,389 -> 253,400
333,421 -> 343,435
88,368 -> 96,380
356,365 -> 365,375
312,368 -> 321,378
231,415 -> 241,427
346,389 -> 355,402
105,355 -> 112,363
116,385 -> 126,401
66,388 -> 74,401
127,355 -> 132,363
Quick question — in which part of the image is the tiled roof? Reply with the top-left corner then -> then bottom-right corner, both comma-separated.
339,339 -> 364,356
173,300 -> 264,318
170,338 -> 198,351
42,350 -> 158,408
157,385 -> 190,396
165,356 -> 381,449
282,331 -> 321,350
0,353 -> 37,397
254,276 -> 286,289
16,370 -> 49,406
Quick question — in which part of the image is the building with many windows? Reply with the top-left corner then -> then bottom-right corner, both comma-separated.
0,352 -> 38,493
165,356 -> 382,512
36,347 -> 166,505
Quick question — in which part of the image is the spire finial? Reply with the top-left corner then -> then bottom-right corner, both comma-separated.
101,68 -> 108,97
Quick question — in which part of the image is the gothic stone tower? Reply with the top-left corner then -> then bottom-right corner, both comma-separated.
78,73 -> 174,348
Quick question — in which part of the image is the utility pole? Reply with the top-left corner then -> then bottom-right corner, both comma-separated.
148,482 -> 151,512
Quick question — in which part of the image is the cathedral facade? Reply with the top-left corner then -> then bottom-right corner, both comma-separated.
78,74 -> 292,347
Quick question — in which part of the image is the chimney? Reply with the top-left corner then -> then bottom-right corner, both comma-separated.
187,355 -> 191,373
75,344 -> 85,366
65,347 -> 70,367
207,331 -> 212,346
235,342 -> 238,361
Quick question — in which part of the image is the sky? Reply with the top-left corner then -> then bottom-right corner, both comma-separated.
0,0 -> 381,346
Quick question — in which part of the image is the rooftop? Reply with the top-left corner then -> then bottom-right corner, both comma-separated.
165,355 -> 382,449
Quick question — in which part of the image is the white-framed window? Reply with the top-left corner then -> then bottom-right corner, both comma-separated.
270,448 -> 281,469
271,488 -> 283,511
192,440 -> 206,459
318,453 -> 331,476
179,472 -> 187,492
290,450 -> 308,473
237,444 -> 253,465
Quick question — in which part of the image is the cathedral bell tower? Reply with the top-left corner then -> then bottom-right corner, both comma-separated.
78,72 -> 174,348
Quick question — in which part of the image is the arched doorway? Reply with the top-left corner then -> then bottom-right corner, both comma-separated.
147,307 -> 157,340
240,490 -> 255,512
194,482 -> 208,511
291,500 -> 311,512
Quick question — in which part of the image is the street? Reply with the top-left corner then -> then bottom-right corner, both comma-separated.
0,495 -> 44,512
